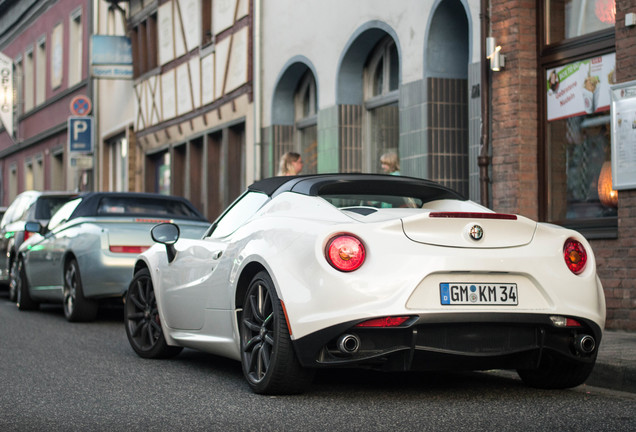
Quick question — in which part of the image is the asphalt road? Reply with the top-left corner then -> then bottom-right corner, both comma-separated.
1,294 -> 635,432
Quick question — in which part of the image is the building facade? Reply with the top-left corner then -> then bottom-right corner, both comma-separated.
487,0 -> 636,330
0,0 -> 133,201
258,0 -> 483,203
128,0 -> 253,220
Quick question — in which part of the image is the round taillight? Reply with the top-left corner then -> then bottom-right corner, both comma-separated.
326,234 -> 365,272
564,238 -> 587,275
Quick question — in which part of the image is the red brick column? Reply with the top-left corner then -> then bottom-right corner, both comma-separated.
591,0 -> 636,331
489,1 -> 539,219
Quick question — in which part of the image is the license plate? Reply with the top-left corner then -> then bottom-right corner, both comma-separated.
440,283 -> 518,305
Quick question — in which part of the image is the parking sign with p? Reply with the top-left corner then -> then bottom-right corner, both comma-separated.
68,116 -> 94,153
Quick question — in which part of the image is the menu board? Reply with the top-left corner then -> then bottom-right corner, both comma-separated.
547,53 -> 616,121
610,80 -> 636,190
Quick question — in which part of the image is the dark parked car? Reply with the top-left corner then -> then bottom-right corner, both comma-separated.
0,191 -> 76,301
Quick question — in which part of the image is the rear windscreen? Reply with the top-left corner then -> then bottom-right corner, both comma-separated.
97,197 -> 200,219
321,194 -> 422,209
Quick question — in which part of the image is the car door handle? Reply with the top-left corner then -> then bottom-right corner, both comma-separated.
213,251 -> 223,260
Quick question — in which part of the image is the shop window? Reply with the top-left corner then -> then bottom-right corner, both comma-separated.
295,71 -> 318,174
545,0 -> 615,45
544,52 -> 617,237
363,36 -> 399,173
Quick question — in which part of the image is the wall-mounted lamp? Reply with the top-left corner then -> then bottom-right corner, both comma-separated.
486,37 -> 505,72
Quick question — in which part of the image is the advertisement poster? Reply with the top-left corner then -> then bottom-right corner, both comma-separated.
547,53 -> 616,121
610,80 -> 636,190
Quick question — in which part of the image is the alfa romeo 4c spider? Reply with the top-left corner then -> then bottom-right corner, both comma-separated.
124,174 -> 605,394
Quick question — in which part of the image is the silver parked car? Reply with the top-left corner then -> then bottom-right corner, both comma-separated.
14,192 -> 210,321
0,191 -> 76,301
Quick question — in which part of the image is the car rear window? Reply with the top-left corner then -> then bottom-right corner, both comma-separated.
321,194 -> 422,209
97,197 -> 200,219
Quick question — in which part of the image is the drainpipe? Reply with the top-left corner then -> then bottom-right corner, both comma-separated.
253,0 -> 262,181
479,0 -> 491,207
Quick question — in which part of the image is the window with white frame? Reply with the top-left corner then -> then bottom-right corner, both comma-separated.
69,8 -> 83,86
50,149 -> 64,190
24,48 -> 34,112
9,164 -> 17,203
34,156 -> 44,191
36,36 -> 46,106
14,56 -> 23,116
25,159 -> 34,190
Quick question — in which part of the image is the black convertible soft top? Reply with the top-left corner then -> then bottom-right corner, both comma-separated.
68,192 -> 207,221
248,173 -> 466,202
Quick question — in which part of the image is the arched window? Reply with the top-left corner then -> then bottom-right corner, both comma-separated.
364,37 -> 399,173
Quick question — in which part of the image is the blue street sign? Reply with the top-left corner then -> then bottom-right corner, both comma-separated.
68,116 -> 94,153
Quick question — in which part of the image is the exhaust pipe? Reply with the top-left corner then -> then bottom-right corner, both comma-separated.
574,334 -> 595,354
337,334 -> 361,354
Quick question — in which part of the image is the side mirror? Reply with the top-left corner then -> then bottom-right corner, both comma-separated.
151,223 -> 180,263
24,221 -> 45,235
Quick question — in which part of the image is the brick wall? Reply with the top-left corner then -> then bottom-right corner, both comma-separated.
490,1 -> 636,330
590,0 -> 636,331
490,1 -> 539,220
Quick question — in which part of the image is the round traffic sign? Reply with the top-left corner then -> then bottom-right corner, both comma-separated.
70,95 -> 92,116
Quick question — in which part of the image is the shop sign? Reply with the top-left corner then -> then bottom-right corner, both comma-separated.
0,51 -> 13,138
90,35 -> 133,80
546,53 -> 615,122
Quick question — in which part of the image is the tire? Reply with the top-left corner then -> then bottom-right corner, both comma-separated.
8,259 -> 19,302
16,257 -> 39,311
517,351 -> 596,389
240,271 -> 314,394
63,259 -> 98,322
124,268 -> 182,359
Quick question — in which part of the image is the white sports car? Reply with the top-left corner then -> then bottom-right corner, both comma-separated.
124,174 -> 605,394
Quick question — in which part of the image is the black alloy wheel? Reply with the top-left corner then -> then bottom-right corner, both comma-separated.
124,268 -> 182,359
240,271 -> 313,394
63,259 -> 98,322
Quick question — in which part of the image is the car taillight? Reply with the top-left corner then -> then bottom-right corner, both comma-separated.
355,316 -> 411,327
325,234 -> 365,272
23,231 -> 33,242
110,246 -> 150,254
564,238 -> 587,275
